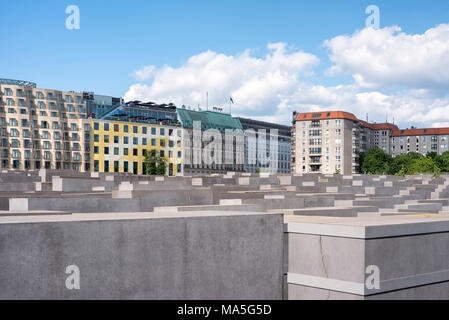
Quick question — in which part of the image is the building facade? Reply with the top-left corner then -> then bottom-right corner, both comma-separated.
177,108 -> 245,176
91,119 -> 183,176
93,101 -> 183,175
238,117 -> 291,174
0,78 -> 92,171
293,111 -> 398,175
390,128 -> 449,157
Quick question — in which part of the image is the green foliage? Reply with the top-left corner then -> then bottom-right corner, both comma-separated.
433,165 -> 441,179
407,156 -> 434,174
334,169 -> 341,175
359,148 -> 449,177
143,150 -> 168,176
360,148 -> 392,174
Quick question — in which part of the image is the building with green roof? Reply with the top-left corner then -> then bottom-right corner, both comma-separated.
177,109 -> 243,133
176,108 -> 245,175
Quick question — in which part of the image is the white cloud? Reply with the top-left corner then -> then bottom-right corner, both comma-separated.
124,26 -> 449,128
132,65 -> 156,81
124,43 -> 319,119
324,24 -> 449,91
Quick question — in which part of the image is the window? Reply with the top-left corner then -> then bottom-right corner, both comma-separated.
124,137 -> 129,144
133,126 -> 138,134
142,127 -> 147,134
124,125 -> 128,133
94,146 -> 99,154
133,137 -> 138,145
114,136 -> 119,143
160,128 -> 165,136
114,147 -> 119,155
124,148 -> 129,155
4,88 -> 12,96
142,138 -> 147,145
114,124 -> 119,132
151,139 -> 156,146
10,129 -> 19,137
104,135 -> 109,143
94,122 -> 99,130
94,134 -> 99,142
104,123 -> 110,131
104,147 -> 109,155
151,127 -> 156,135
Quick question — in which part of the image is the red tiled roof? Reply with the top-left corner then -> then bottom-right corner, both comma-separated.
296,111 -> 359,122
391,128 -> 449,137
295,111 -> 398,131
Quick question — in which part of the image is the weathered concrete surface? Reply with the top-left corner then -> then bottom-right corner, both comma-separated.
0,211 -> 283,300
285,214 -> 449,300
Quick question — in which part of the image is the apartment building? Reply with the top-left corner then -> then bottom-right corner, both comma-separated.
390,128 -> 449,156
91,119 -> 183,175
238,117 -> 291,174
0,78 -> 92,171
293,111 -> 398,175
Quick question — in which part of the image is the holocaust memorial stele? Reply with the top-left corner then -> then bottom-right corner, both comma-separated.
2,168 -> 449,299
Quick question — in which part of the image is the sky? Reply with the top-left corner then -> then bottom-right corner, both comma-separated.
1,0 -> 449,127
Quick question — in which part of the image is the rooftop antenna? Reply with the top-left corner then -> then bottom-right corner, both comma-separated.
206,92 -> 209,111
366,113 -> 369,122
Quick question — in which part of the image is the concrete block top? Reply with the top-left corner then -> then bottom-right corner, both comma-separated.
0,211 -> 281,225
285,214 -> 449,239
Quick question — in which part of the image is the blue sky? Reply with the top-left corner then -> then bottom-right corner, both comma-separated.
1,0 -> 449,126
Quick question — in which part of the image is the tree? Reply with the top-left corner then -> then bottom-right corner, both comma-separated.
144,150 -> 168,176
359,148 -> 392,174
389,154 -> 413,175
435,152 -> 449,172
427,152 -> 438,160
408,156 -> 435,174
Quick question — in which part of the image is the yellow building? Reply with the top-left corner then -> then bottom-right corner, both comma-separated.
91,119 -> 183,176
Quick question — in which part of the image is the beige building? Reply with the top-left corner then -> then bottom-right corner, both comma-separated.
0,79 -> 91,171
293,111 -> 398,175
390,128 -> 449,156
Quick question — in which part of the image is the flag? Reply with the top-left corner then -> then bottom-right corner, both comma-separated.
230,97 -> 234,104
